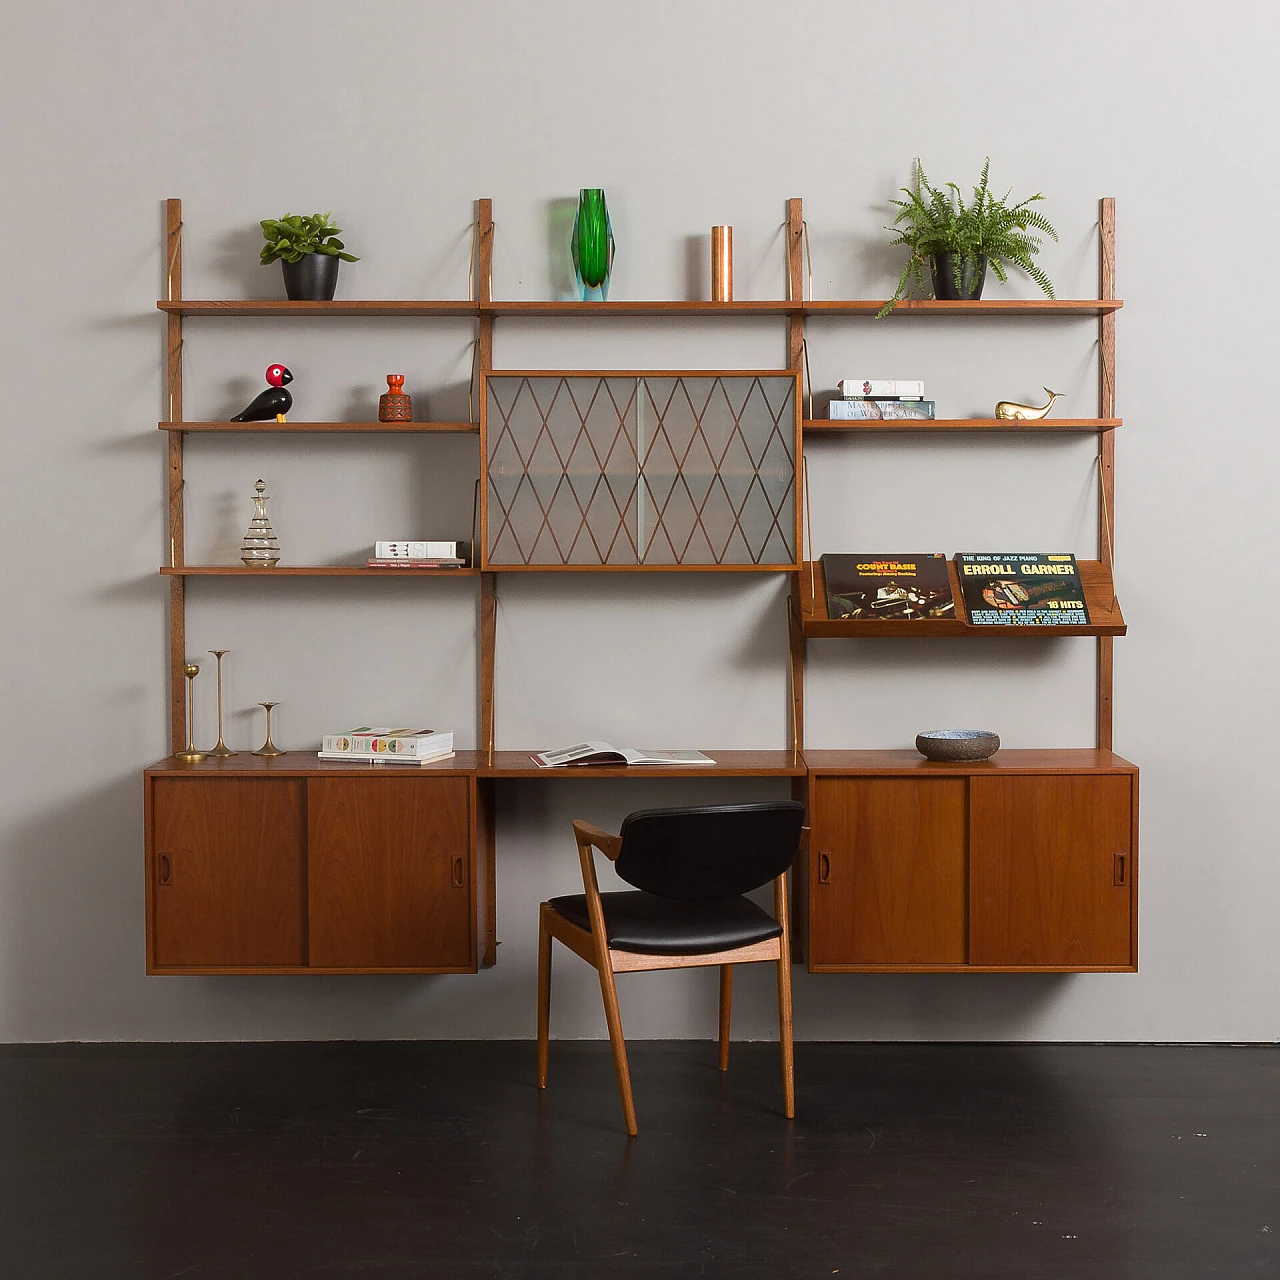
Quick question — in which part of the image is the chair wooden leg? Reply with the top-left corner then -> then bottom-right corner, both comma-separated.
718,965 -> 733,1071
536,905 -> 552,1089
777,951 -> 795,1119
596,957 -> 638,1136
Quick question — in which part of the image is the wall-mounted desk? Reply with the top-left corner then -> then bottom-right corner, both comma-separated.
145,747 -> 1133,976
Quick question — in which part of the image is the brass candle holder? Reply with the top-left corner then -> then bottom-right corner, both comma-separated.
711,225 -> 733,302
174,662 -> 206,764
253,701 -> 285,758
207,649 -> 237,757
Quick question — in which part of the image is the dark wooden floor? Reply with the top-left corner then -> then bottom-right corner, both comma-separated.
0,1042 -> 1275,1278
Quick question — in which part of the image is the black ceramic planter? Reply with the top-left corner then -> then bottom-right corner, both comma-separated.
930,253 -> 987,301
281,254 -> 340,301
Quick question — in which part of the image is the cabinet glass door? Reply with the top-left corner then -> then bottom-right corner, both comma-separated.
483,372 -> 799,568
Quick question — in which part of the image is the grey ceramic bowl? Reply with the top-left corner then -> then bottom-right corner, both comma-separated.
915,729 -> 1000,762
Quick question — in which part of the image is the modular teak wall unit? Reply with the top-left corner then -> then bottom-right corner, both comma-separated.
148,197 -> 1133,976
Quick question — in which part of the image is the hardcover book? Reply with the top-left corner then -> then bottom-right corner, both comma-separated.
366,558 -> 466,568
316,749 -> 455,766
829,400 -> 936,420
321,727 -> 454,756
374,541 -> 464,559
821,553 -> 955,620
955,554 -> 1091,625
837,379 -> 925,399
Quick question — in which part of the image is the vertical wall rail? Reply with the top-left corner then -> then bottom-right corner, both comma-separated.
475,199 -> 497,761
785,198 -> 806,753
1097,198 -> 1116,752
165,198 -> 186,752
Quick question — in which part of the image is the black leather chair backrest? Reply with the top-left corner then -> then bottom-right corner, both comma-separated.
614,801 -> 805,902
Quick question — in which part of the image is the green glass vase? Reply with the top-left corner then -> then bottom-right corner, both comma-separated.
571,188 -> 615,302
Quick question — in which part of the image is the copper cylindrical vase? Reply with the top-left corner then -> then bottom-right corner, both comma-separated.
711,225 -> 733,302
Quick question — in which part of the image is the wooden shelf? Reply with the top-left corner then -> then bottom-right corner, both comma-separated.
799,559 -> 1126,637
802,748 -> 1136,775
147,751 -> 485,776
478,749 -> 806,777
159,420 -> 478,434
482,300 -> 798,317
157,300 -> 478,318
801,299 -> 1122,316
804,417 -> 1121,434
157,298 -> 1123,319
161,566 -> 477,577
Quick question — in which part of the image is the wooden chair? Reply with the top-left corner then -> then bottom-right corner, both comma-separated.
536,801 -> 807,1136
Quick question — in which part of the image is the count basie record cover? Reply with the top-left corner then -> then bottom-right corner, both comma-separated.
955,553 -> 1091,625
820,553 -> 955,621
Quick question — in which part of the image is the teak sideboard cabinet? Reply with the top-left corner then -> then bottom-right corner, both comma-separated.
796,752 -> 1138,972
144,758 -> 493,974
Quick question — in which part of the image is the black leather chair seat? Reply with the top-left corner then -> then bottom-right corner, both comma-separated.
548,890 -> 782,955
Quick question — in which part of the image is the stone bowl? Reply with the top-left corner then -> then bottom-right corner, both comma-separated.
915,729 -> 1000,762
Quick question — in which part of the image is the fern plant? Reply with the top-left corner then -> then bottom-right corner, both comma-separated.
877,159 -> 1057,316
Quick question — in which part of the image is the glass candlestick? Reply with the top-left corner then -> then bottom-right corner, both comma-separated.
207,649 -> 237,756
240,479 -> 281,568
174,662 -> 206,763
252,701 -> 285,758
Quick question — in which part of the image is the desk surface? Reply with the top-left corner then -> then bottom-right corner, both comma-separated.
145,750 -> 807,778
147,749 -> 1130,779
478,750 -> 806,778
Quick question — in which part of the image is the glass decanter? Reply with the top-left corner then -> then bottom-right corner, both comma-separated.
240,479 -> 281,568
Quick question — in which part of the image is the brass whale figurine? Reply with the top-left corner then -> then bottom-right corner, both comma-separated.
994,387 -> 1064,421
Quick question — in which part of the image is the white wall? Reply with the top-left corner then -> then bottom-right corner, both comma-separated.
2,0 -> 1276,1043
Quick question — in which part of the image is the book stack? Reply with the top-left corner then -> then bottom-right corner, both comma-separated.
829,379 -> 935,420
318,727 -> 455,765
367,540 -> 468,569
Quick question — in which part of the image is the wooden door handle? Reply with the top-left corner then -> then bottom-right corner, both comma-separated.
1113,852 -> 1127,886
158,853 -> 172,886
452,856 -> 465,888
817,851 -> 831,884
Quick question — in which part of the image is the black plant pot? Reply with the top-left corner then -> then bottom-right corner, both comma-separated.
281,254 -> 340,301
930,253 -> 987,301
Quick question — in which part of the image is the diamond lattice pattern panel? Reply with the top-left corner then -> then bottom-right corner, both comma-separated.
485,374 -> 796,567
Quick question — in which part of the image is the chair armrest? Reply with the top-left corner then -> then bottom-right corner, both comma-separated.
572,819 -> 622,861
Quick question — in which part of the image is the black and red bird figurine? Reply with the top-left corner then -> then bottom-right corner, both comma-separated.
231,364 -> 293,423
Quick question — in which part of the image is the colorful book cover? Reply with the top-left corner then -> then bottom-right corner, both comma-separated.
321,728 -> 452,755
821,553 -> 955,620
955,554 -> 1091,625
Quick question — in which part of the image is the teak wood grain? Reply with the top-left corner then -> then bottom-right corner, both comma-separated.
157,298 -> 1124,318
146,752 -> 485,777
157,300 -> 479,317
159,421 -> 478,434
968,774 -> 1134,968
802,749 -> 1137,775
803,418 -> 1122,434
166,198 -> 185,750
151,777 -> 306,968
160,566 -> 479,577
480,751 -> 807,778
307,776 -> 473,970
1098,197 -> 1118,752
809,777 -> 967,966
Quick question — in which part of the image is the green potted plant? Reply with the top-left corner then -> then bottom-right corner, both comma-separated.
259,212 -> 359,301
877,159 -> 1057,316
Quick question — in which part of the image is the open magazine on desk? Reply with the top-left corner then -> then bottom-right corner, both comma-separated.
532,741 -> 715,768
